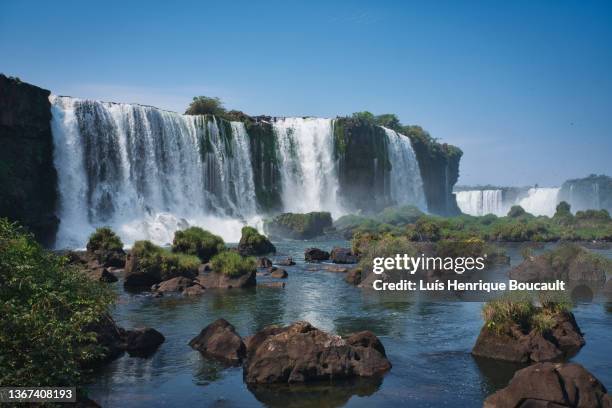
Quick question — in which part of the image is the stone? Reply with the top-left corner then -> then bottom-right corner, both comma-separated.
257,257 -> 273,268
151,276 -> 195,293
124,328 -> 165,357
304,247 -> 330,262
345,268 -> 363,285
182,284 -> 206,296
270,267 -> 288,278
276,257 -> 296,266
324,265 -> 349,273
189,318 -> 246,364
195,270 -> 256,289
330,247 -> 358,264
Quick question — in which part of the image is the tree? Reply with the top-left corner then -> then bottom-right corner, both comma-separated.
185,96 -> 226,116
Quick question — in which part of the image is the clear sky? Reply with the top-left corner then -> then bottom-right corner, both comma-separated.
1,0 -> 611,187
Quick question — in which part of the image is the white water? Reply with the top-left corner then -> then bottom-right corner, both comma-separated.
518,187 -> 560,217
383,127 -> 427,210
273,117 -> 345,217
456,190 -> 505,216
51,96 -> 259,248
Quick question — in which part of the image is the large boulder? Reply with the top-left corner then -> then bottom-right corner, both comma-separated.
124,328 -> 165,357
330,247 -> 358,264
151,276 -> 195,293
264,212 -> 333,239
243,321 -> 391,384
195,270 -> 256,289
86,227 -> 126,268
189,319 -> 246,364
472,312 -> 585,363
304,248 -> 330,262
269,267 -> 288,279
237,226 -> 276,256
484,362 -> 612,408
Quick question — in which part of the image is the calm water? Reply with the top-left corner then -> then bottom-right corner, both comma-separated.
88,240 -> 612,407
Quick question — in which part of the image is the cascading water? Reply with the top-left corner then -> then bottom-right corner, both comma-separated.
51,96 -> 258,248
455,190 -> 504,216
383,127 -> 427,210
273,117 -> 344,217
518,187 -> 560,217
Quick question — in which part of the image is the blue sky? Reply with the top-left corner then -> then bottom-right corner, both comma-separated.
1,0 -> 611,186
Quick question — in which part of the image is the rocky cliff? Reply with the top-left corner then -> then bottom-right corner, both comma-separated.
0,74 -> 58,245
559,174 -> 612,213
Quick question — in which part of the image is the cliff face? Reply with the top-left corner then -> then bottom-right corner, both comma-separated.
0,75 -> 58,246
559,174 -> 612,213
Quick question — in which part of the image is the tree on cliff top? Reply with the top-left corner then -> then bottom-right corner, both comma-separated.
185,96 -> 226,116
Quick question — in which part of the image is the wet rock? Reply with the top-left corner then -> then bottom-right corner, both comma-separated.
269,267 -> 288,278
264,212 -> 332,239
304,248 -> 330,262
198,263 -> 212,274
258,282 -> 285,288
91,248 -> 126,269
195,270 -> 256,289
151,276 -> 195,293
276,257 -> 296,266
330,247 -> 358,264
257,257 -> 273,268
472,312 -> 585,363
345,268 -> 363,285
182,284 -> 205,296
89,267 -> 118,283
484,362 -> 612,408
237,226 -> 276,256
124,328 -> 165,357
243,321 -> 391,384
189,318 -> 246,364
324,265 -> 349,273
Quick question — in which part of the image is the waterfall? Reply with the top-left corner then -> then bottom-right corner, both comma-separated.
273,117 -> 344,217
518,187 -> 560,217
51,96 -> 258,248
456,190 -> 504,216
383,127 -> 427,210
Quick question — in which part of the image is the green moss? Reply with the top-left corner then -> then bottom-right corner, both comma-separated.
172,227 -> 225,262
210,251 -> 256,277
239,226 -> 275,254
86,226 -> 123,253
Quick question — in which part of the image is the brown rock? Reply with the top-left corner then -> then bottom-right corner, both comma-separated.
258,282 -> 285,288
182,284 -> 205,296
330,247 -> 358,264
195,270 -> 256,289
124,328 -> 165,357
484,362 -> 612,408
304,248 -> 330,262
257,257 -> 273,268
189,318 -> 246,363
345,268 -> 363,285
152,276 -> 195,293
243,321 -> 391,384
270,267 -> 288,278
324,265 -> 349,273
89,267 -> 118,283
276,257 -> 296,266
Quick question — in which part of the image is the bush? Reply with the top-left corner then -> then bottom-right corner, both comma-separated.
265,212 -> 332,239
86,226 -> 123,253
0,219 -> 115,386
131,240 -> 200,282
172,227 -> 225,262
185,96 -> 226,116
210,251 -> 256,277
238,226 -> 276,255
507,205 -> 527,218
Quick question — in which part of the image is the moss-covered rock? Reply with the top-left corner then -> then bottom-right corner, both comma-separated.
172,226 -> 225,262
265,211 -> 332,239
86,227 -> 125,267
237,226 -> 276,256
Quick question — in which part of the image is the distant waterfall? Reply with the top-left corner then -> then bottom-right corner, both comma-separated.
51,96 -> 257,248
383,127 -> 427,210
518,187 -> 560,217
456,190 -> 504,216
273,117 -> 344,217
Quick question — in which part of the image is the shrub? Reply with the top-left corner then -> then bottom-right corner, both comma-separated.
265,212 -> 332,239
238,226 -> 276,255
132,240 -> 200,281
414,217 -> 442,241
86,226 -> 123,253
172,227 -> 225,262
0,219 -> 115,386
507,205 -> 527,218
210,251 -> 256,277
185,96 -> 226,116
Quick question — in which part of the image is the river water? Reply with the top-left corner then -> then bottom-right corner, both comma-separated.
87,240 -> 612,407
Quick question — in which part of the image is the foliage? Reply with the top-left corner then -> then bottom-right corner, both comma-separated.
86,226 -> 123,253
0,219 -> 115,387
265,212 -> 332,239
185,96 -> 226,116
132,240 -> 200,281
210,251 -> 256,277
507,205 -> 527,218
172,227 -> 225,262
357,234 -> 418,273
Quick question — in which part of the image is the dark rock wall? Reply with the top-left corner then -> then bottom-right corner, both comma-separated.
0,74 -> 58,246
246,119 -> 282,213
559,174 -> 612,213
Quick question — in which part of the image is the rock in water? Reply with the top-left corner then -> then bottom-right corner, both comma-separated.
124,328 -> 165,357
484,362 -> 612,408
472,312 -> 585,363
276,257 -> 296,266
189,319 -> 246,364
257,257 -> 273,268
345,268 -> 363,285
243,321 -> 391,383
151,276 -> 195,293
237,226 -> 276,256
330,247 -> 358,264
304,248 -> 330,262
195,270 -> 256,289
269,267 -> 288,278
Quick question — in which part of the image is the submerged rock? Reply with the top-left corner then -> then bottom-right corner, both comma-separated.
189,318 -> 246,364
304,248 -> 330,262
276,257 -> 296,266
269,267 -> 288,278
472,312 -> 585,363
324,265 -> 349,273
124,328 -> 165,357
195,270 -> 256,289
330,247 -> 358,264
243,321 -> 391,384
484,362 -> 612,408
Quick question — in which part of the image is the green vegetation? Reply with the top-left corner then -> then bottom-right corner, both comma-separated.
86,226 -> 123,253
356,235 -> 418,273
0,219 -> 114,386
172,226 -> 225,262
132,240 -> 200,281
482,293 -> 572,335
238,226 -> 275,254
185,96 -> 226,116
541,242 -> 612,276
334,206 -> 423,237
210,251 -> 256,277
265,211 -> 333,239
